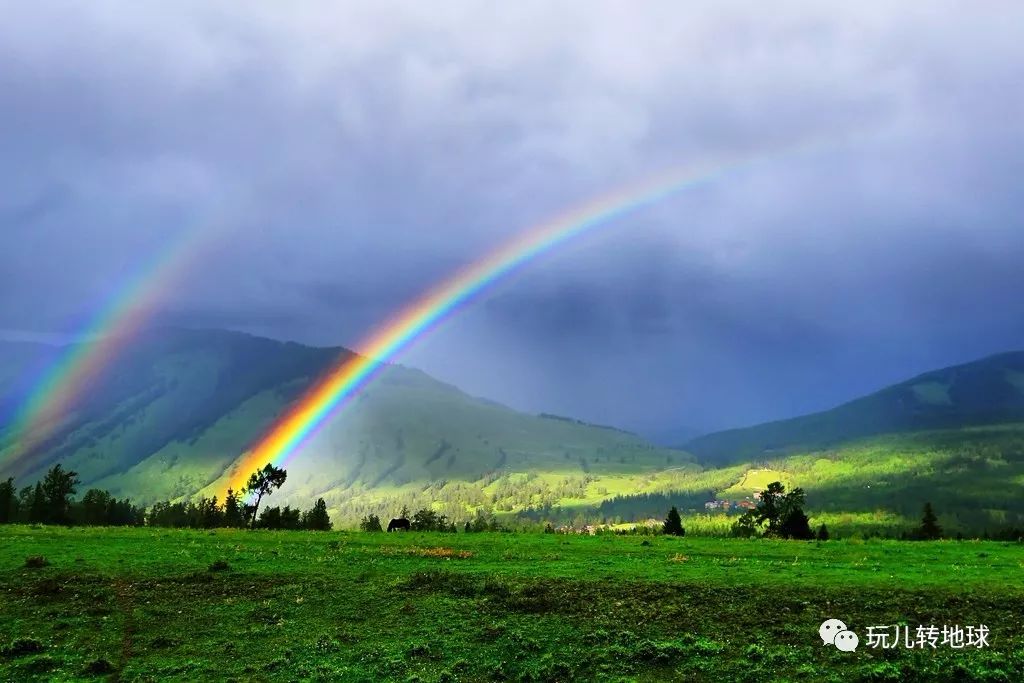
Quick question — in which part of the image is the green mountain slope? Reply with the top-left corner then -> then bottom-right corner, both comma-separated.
686,351 -> 1024,464
4,333 -> 1024,532
0,329 -> 690,514
0,329 -> 345,485
601,423 -> 1024,534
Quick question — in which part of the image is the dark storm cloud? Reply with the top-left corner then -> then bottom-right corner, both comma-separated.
2,2 -> 1023,435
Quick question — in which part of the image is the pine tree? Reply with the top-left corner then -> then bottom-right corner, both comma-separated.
0,477 -> 15,524
919,502 -> 942,540
257,506 -> 282,529
81,489 -> 113,525
663,506 -> 685,536
223,489 -> 244,527
41,464 -> 80,525
198,496 -> 223,528
303,498 -> 333,531
360,514 -> 383,532
816,523 -> 830,541
779,507 -> 814,540
28,482 -> 47,523
280,506 -> 302,530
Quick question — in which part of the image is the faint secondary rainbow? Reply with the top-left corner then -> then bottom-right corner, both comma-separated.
1,218 -> 226,474
226,149 -> 785,495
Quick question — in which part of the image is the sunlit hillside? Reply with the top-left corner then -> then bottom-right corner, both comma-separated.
1,331 -> 1023,533
0,330 -> 689,513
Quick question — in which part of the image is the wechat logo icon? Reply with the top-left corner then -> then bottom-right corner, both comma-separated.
820,619 -> 859,652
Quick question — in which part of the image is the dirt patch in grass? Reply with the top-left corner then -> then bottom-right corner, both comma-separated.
24,555 -> 48,568
414,547 -> 473,559
1,637 -> 44,658
84,657 -> 115,674
381,545 -> 473,559
208,560 -> 231,572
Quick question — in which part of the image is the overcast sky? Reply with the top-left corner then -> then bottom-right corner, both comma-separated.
2,2 -> 1023,438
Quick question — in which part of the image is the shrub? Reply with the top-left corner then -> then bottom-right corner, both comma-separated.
403,570 -> 479,596
406,643 -> 433,659
24,555 -> 48,568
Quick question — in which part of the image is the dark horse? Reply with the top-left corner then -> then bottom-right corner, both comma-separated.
387,517 -> 411,532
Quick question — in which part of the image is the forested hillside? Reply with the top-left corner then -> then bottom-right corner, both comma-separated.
3,332 -> 1024,533
0,330 -> 688,518
687,351 -> 1024,463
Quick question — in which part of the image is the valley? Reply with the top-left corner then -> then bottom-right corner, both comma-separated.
3,331 -> 1024,535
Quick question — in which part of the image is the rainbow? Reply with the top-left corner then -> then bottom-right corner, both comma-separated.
1,215 -> 227,475
225,148 -> 789,495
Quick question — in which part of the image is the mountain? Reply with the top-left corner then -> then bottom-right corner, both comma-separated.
686,351 -> 1024,463
5,333 -> 1024,532
0,329 -> 346,485
0,329 -> 691,521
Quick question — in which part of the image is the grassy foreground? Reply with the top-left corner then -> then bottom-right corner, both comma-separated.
1,527 -> 1023,681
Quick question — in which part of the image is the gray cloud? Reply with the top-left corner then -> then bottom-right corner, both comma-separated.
2,2 -> 1023,435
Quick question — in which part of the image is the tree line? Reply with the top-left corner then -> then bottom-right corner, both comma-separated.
0,463 -> 331,531
358,506 -> 508,533
723,482 -> 980,542
0,465 -> 144,526
5,465 -> 1011,540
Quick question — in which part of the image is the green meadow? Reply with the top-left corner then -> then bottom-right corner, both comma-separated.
2,526 -> 1022,681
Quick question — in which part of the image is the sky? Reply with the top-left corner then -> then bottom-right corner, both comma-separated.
1,2 -> 1023,439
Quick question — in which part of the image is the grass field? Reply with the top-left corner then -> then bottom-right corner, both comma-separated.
2,527 -> 1023,681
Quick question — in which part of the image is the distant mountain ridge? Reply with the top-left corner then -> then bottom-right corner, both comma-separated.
537,413 -> 638,436
686,351 -> 1024,463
